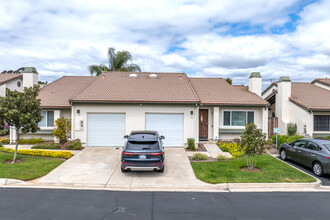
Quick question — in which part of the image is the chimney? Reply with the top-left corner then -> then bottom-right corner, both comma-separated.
23,67 -> 39,88
248,72 -> 262,96
276,76 -> 291,135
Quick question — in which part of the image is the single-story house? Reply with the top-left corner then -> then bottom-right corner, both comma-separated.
16,70 -> 269,147
262,76 -> 330,138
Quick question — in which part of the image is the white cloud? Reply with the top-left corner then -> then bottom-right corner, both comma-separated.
0,0 -> 329,89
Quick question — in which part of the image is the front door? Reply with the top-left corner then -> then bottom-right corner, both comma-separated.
199,109 -> 208,140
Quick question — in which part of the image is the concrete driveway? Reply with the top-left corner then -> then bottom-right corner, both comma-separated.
37,147 -> 213,191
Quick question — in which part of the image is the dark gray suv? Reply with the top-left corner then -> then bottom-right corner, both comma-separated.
279,138 -> 330,176
121,130 -> 165,173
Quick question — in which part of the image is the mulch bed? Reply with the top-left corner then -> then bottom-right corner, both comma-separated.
240,167 -> 261,172
4,158 -> 25,164
185,143 -> 208,152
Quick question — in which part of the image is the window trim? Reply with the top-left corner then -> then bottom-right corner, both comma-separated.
222,110 -> 256,128
39,110 -> 55,128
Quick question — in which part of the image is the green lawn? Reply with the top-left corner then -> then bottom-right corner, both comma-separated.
191,154 -> 316,184
0,152 -> 64,181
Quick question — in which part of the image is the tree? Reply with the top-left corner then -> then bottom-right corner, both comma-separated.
52,117 -> 71,144
225,78 -> 232,85
0,85 -> 42,163
240,123 -> 266,170
88,47 -> 141,76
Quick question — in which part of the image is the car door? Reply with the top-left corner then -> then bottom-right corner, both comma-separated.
300,141 -> 320,167
288,140 -> 306,163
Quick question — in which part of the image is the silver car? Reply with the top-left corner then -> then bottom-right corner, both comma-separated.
279,139 -> 330,176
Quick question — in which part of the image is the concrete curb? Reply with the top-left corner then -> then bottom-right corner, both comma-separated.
0,178 -> 25,186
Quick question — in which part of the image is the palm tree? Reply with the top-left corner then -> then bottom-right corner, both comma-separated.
88,47 -> 141,76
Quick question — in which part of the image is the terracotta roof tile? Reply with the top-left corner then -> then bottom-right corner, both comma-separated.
290,82 -> 330,111
312,78 -> 330,86
71,72 -> 200,103
189,77 -> 269,106
0,73 -> 22,84
38,76 -> 95,108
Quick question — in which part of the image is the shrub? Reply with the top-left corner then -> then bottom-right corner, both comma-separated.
52,117 -> 71,144
326,136 -> 330,140
287,123 -> 297,136
241,123 -> 266,170
0,128 -> 9,136
18,137 -> 44,145
192,152 -> 209,160
0,147 -> 73,159
217,154 -> 231,161
65,139 -> 82,150
217,142 -> 245,159
271,134 -> 304,146
187,138 -> 196,151
31,143 -> 61,149
0,137 -> 9,144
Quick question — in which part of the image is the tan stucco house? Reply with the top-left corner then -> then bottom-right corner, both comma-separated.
262,76 -> 330,138
16,71 -> 269,147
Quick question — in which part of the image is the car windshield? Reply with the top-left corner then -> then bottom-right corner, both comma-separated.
323,144 -> 330,151
126,141 -> 159,150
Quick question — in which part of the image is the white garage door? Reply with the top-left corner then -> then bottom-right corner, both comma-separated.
146,113 -> 183,147
87,113 -> 125,146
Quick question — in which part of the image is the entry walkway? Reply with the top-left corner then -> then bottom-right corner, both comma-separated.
203,143 -> 232,158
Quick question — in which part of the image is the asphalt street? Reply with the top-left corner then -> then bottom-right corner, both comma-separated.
277,156 -> 330,186
0,188 -> 330,220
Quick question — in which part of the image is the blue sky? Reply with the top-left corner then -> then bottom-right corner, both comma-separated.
0,0 -> 329,89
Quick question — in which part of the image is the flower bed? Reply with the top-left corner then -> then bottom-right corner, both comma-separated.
217,142 -> 245,159
0,147 -> 74,159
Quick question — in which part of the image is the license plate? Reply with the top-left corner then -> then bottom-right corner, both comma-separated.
139,155 -> 146,159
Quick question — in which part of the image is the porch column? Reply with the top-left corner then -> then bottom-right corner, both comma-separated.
213,107 -> 219,140
53,110 -> 61,143
263,107 -> 268,139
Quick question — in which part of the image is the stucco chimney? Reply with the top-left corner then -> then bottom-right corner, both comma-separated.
23,67 -> 38,88
248,72 -> 262,96
276,76 -> 291,135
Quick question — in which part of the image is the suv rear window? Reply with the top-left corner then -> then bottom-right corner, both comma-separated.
126,141 -> 160,150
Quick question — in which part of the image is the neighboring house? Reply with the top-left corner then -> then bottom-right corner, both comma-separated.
12,71 -> 269,147
262,76 -> 330,138
311,78 -> 330,90
0,67 -> 38,142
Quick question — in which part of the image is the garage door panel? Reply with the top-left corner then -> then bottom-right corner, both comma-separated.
88,113 -> 125,146
146,113 -> 183,147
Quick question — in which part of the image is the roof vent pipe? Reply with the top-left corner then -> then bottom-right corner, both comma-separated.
149,74 -> 157,78
129,73 -> 138,78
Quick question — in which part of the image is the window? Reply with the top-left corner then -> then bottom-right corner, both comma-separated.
293,140 -> 305,148
305,142 -> 319,151
223,111 -> 255,126
314,115 -> 330,131
38,111 -> 54,127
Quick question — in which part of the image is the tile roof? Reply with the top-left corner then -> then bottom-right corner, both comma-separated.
0,73 -> 22,84
312,78 -> 330,86
38,76 -> 95,108
189,77 -> 269,106
290,83 -> 330,111
70,72 -> 200,103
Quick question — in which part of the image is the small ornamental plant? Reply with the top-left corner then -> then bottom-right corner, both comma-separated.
52,117 -> 71,144
240,123 -> 266,170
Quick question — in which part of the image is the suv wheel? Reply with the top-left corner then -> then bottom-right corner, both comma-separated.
157,166 -> 165,173
280,149 -> 287,160
313,162 -> 323,177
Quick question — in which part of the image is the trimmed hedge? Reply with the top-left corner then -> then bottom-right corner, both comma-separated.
19,137 -> 44,145
65,140 -> 82,150
31,143 -> 61,150
192,153 -> 209,160
271,135 -> 304,146
0,147 -> 74,159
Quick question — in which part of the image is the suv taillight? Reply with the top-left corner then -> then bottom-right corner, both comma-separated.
151,152 -> 163,155
122,152 -> 134,155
